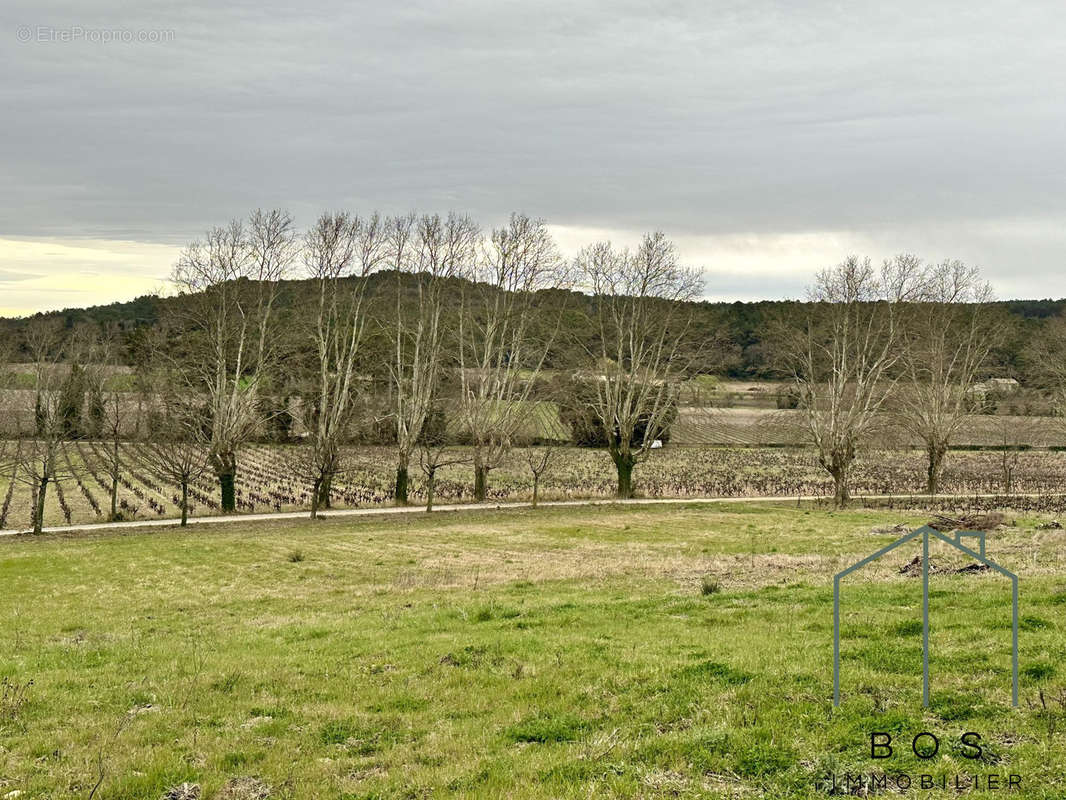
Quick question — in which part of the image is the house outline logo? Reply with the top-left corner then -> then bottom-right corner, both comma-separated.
833,524 -> 1019,708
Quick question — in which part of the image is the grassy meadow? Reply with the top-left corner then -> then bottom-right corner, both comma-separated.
1,503 -> 1065,798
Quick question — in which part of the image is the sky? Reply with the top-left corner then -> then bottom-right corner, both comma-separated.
2,0 -> 1065,315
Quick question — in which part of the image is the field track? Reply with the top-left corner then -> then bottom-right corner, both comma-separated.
5,490 -> 1063,537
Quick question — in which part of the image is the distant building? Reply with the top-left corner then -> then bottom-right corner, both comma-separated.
969,377 -> 1020,399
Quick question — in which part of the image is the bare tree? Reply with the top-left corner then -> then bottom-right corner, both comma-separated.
988,414 -> 1045,496
81,324 -> 131,520
15,319 -> 76,533
297,211 -> 388,518
384,212 -> 479,504
0,340 -> 16,478
139,397 -> 212,526
135,331 -> 213,527
525,445 -> 555,507
0,342 -> 20,527
777,255 -> 925,507
1026,314 -> 1066,436
457,213 -> 566,501
170,209 -> 297,512
576,233 -> 702,499
895,260 -> 999,494
418,442 -> 468,513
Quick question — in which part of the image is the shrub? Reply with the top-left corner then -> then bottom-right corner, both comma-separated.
553,373 -> 678,447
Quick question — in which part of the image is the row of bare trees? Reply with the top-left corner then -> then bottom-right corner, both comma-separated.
0,317 -> 216,532
8,208 -> 1047,529
777,255 -> 1001,506
157,208 -> 704,520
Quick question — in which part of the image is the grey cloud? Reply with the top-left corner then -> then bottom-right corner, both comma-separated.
1,0 -> 1065,296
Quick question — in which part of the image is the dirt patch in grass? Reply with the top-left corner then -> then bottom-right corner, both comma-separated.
928,512 -> 1008,531
871,522 -> 909,535
214,777 -> 271,800
899,555 -> 997,576
955,562 -> 991,574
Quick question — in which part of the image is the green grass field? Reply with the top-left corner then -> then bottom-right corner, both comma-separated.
1,504 -> 1064,798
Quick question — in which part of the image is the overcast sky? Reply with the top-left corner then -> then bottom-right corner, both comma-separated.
2,1 -> 1064,315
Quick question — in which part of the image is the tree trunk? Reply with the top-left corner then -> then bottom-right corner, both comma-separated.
474,465 -> 489,502
110,439 -> 120,520
613,451 -> 635,499
34,475 -> 48,534
180,480 -> 189,527
1002,460 -> 1013,495
395,461 -> 409,505
425,472 -> 436,512
532,475 -> 539,508
310,477 -> 321,520
109,475 -> 119,521
317,473 -> 332,510
214,450 -> 237,512
831,468 -> 850,508
219,471 -> 236,513
926,442 -> 946,495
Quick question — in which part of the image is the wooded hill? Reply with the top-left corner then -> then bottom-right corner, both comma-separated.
0,274 -> 1062,383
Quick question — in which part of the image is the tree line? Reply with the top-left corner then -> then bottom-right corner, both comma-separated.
5,279 -> 1062,383
5,207 -> 1066,533
1,210 -> 708,530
